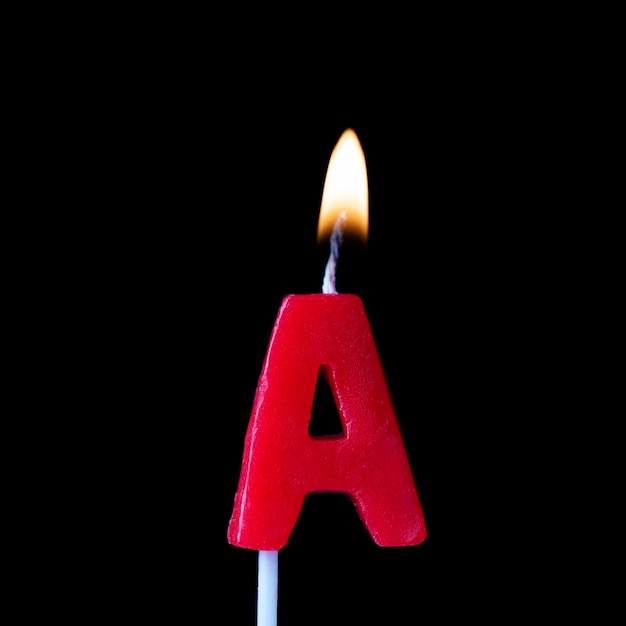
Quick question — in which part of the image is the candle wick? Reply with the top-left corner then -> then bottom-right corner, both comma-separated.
322,211 -> 346,294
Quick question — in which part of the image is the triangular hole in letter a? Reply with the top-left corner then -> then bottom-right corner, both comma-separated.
308,365 -> 345,438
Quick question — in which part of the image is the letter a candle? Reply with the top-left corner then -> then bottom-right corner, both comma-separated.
228,128 -> 427,625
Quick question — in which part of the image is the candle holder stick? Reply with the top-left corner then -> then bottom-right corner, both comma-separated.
257,549 -> 278,626
321,211 -> 346,295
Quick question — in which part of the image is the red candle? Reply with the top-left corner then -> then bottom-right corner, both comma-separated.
228,129 -> 426,552
228,292 -> 427,549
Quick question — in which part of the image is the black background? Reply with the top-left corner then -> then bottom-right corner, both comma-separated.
26,15 -> 603,623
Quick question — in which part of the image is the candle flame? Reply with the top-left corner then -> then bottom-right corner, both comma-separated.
317,128 -> 369,243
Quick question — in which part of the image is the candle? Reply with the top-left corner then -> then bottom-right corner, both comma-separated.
228,128 -> 426,624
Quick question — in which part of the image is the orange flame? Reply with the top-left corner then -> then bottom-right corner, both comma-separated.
317,128 -> 369,243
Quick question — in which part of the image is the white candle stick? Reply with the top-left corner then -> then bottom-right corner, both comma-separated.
258,550 -> 278,626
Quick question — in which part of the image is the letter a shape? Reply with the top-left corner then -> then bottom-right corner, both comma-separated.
227,294 -> 427,550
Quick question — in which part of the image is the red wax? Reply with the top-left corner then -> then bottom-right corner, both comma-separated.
227,294 -> 427,550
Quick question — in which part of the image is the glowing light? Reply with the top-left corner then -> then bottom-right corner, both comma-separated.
317,128 -> 368,243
